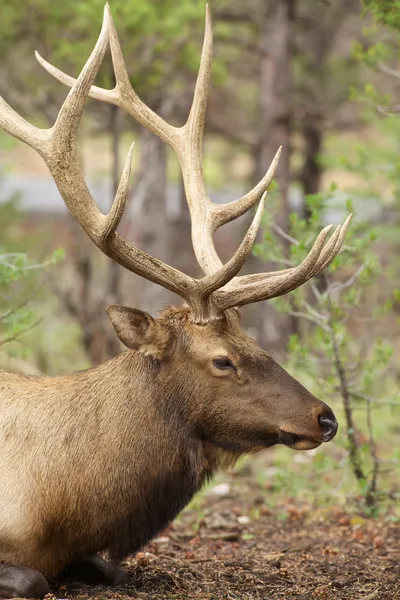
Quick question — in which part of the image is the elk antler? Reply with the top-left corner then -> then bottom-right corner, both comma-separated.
0,4 -> 351,323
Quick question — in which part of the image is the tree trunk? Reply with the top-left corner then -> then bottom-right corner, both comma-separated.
300,117 -> 323,203
124,127 -> 173,314
124,127 -> 198,314
253,0 -> 295,248
248,0 -> 298,352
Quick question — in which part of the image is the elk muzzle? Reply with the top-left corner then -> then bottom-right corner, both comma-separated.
279,405 -> 338,450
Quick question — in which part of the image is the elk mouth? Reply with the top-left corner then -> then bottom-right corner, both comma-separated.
278,430 -> 323,451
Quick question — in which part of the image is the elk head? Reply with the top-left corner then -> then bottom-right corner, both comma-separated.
0,4 -> 349,453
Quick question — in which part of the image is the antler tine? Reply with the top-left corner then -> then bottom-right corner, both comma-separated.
52,14 -> 109,143
106,5 -> 180,149
214,146 -> 282,227
0,2 -> 110,154
178,4 -> 221,276
185,4 -> 213,161
100,142 -> 135,243
36,5 -> 179,150
35,51 -> 113,107
216,217 -> 351,311
199,194 -> 265,296
225,223 -> 334,289
0,98 -> 50,154
224,214 -> 352,289
310,213 -> 352,276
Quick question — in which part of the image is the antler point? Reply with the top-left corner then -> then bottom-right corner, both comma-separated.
104,3 -> 112,23
205,3 -> 212,26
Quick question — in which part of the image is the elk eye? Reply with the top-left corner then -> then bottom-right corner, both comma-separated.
213,357 -> 235,371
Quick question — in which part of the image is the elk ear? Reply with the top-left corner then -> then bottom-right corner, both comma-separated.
106,305 -> 170,358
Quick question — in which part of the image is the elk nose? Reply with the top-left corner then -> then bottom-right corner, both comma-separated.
318,409 -> 338,441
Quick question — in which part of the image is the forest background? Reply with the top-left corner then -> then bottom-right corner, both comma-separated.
0,1 -> 399,597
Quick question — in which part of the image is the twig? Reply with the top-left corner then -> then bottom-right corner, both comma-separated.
301,300 -> 328,323
365,393 -> 379,505
310,281 -> 323,302
350,391 -> 400,407
329,264 -> 366,294
288,311 -> 330,331
272,222 -> 300,246
0,318 -> 42,347
324,273 -> 366,484
378,61 -> 400,80
0,283 -> 43,323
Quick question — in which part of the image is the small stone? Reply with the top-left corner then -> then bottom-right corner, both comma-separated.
209,483 -> 231,496
264,467 -> 279,477
237,515 -> 251,525
153,536 -> 170,544
293,453 -> 311,464
373,535 -> 384,548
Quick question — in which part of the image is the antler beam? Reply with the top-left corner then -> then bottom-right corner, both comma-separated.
36,4 -> 281,277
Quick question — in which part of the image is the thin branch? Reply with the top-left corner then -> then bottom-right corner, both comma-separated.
301,299 -> 328,323
365,394 -> 379,507
0,283 -> 43,323
329,264 -> 366,294
324,273 -> 366,484
310,281 -> 323,302
378,61 -> 400,80
0,318 -> 42,347
272,222 -> 300,246
288,311 -> 330,331
350,391 -> 400,407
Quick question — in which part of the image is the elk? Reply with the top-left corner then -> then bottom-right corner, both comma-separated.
0,5 -> 350,598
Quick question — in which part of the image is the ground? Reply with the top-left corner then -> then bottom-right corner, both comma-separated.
51,473 -> 400,600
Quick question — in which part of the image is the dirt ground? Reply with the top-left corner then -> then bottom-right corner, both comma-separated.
50,477 -> 400,600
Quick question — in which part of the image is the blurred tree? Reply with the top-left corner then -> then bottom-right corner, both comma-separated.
294,0 -> 360,203
214,0 -> 360,217
214,0 -> 361,349
339,0 -> 400,323
0,154 -> 62,369
363,0 -> 400,28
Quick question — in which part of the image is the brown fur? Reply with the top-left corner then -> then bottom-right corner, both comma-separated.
0,306 -> 336,582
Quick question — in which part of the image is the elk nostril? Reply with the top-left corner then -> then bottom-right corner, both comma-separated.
318,413 -> 338,441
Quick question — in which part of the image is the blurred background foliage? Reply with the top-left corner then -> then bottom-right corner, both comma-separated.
0,0 -> 399,515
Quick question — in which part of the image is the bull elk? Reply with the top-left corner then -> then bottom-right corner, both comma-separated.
0,5 -> 350,598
